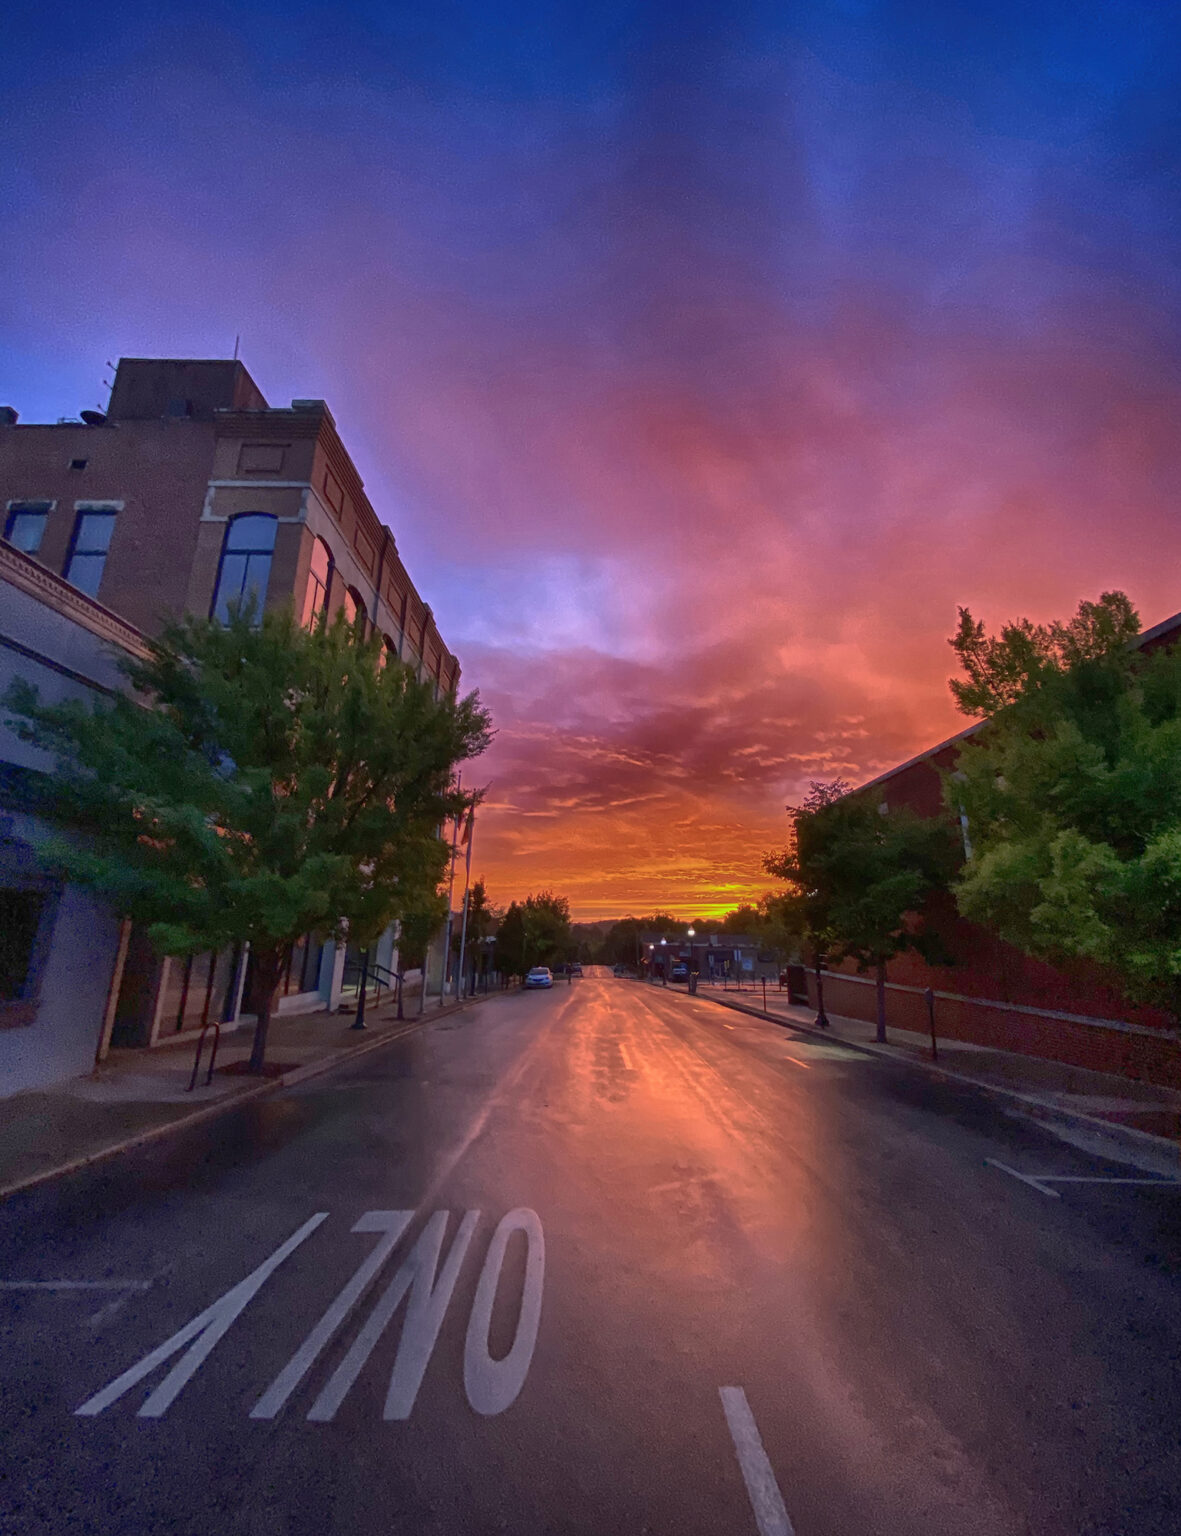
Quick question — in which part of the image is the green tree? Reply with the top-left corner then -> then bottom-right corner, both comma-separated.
5,605 -> 491,1072
494,901 -> 528,979
397,891 -> 449,1012
492,891 -> 573,976
948,593 -> 1181,1024
766,781 -> 957,1040
948,590 -> 1139,717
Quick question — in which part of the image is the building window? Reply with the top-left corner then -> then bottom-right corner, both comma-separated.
342,586 -> 366,628
0,889 -> 49,1001
64,506 -> 117,598
302,536 -> 333,628
4,502 -> 51,555
211,513 -> 277,623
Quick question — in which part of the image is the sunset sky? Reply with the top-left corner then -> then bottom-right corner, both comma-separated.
5,1 -> 1181,918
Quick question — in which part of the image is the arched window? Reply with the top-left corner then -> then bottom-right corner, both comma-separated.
343,586 -> 366,628
301,536 -> 333,628
378,633 -> 399,671
211,513 -> 276,622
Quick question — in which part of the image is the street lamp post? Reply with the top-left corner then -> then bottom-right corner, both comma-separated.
660,936 -> 667,985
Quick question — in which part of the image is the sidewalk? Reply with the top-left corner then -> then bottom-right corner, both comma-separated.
0,988 -> 496,1201
677,979 -> 1181,1166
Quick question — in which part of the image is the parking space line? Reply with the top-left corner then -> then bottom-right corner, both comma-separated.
782,1054 -> 811,1070
719,1386 -> 795,1536
617,1042 -> 634,1070
985,1160 -> 1061,1197
1034,1175 -> 1181,1186
986,1160 -> 1181,1197
0,1280 -> 154,1291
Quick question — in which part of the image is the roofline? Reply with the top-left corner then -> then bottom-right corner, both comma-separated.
850,606 -> 1181,797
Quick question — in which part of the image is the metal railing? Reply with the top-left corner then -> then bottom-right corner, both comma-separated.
341,955 -> 404,1028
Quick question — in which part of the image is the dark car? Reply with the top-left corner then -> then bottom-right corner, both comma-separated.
670,962 -> 689,982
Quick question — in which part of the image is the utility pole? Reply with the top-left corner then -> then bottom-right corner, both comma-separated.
439,774 -> 461,1005
455,807 -> 475,998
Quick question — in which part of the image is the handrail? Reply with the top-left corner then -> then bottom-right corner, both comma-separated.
186,1018 -> 221,1091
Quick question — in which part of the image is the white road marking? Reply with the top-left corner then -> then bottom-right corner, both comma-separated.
1034,1176 -> 1181,1186
782,1054 -> 811,1070
617,1042 -> 634,1070
250,1211 -> 413,1419
0,1280 -> 153,1291
719,1386 -> 795,1536
464,1208 -> 545,1416
985,1160 -> 1061,1197
75,1214 -> 327,1417
307,1210 -> 479,1422
987,1159 -> 1181,1196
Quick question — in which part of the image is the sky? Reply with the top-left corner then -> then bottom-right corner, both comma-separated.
4,1 -> 1181,918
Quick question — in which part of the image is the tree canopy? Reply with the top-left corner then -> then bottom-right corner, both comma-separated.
947,592 -> 1181,1022
5,605 -> 491,1069
948,590 -> 1139,718
494,890 -> 573,975
766,779 -> 957,1039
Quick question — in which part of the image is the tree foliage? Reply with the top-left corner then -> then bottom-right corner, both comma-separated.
4,605 -> 491,1069
948,593 -> 1181,1021
765,779 -> 957,1036
494,890 -> 573,976
948,590 -> 1139,718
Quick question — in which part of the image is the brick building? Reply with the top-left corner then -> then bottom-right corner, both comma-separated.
0,357 -> 461,1089
813,610 -> 1181,1088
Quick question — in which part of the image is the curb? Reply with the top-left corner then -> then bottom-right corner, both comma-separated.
668,984 -> 1181,1162
0,992 -> 495,1204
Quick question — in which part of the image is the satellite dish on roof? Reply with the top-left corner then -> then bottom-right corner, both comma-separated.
80,410 -> 107,426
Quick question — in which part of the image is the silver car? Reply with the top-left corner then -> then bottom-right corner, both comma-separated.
524,966 -> 554,989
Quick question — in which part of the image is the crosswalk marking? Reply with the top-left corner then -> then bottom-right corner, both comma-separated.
250,1211 -> 414,1419
75,1214 -> 327,1418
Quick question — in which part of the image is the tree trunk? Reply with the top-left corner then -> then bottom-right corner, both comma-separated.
813,948 -> 829,1028
875,958 -> 888,1043
247,949 -> 285,1074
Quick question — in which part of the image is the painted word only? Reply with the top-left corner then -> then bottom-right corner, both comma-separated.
75,1208 -> 544,1422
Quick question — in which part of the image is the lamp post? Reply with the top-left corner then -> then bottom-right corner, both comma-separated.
685,926 -> 696,993
660,936 -> 668,985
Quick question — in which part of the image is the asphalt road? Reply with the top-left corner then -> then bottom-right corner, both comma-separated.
3,975 -> 1181,1536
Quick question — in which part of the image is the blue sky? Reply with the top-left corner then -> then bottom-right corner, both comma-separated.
5,0 -> 1180,912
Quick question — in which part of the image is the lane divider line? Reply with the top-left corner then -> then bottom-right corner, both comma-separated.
782,1054 -> 812,1070
719,1385 -> 796,1536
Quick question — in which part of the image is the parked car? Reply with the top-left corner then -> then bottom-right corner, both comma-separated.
524,967 -> 554,989
670,962 -> 689,982
570,963 -> 583,977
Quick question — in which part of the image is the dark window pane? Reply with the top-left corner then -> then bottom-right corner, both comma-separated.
213,548 -> 272,622
66,552 -> 106,598
72,511 -> 116,554
5,509 -> 48,554
0,890 -> 47,1000
225,513 -> 277,553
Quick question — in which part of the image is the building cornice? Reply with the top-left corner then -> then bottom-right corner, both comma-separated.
0,542 -> 150,659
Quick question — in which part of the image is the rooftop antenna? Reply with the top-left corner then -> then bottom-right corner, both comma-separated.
233,334 -> 240,360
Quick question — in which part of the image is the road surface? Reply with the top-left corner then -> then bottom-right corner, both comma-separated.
3,975 -> 1180,1535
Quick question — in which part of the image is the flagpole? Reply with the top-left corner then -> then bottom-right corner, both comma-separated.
454,806 -> 475,998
